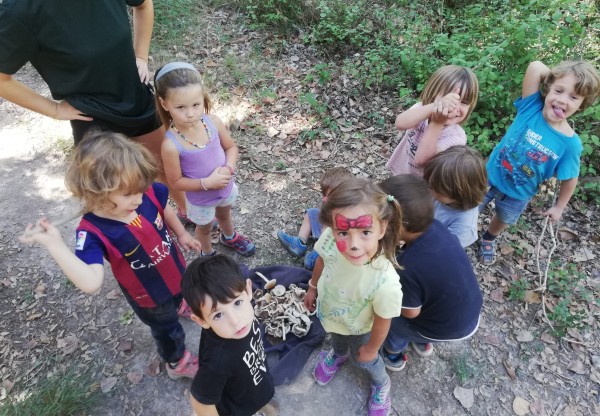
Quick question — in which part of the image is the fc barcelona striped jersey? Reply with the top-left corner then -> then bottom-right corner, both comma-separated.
74,183 -> 186,308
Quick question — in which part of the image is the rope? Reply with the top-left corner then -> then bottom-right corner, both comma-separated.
533,180 -> 590,346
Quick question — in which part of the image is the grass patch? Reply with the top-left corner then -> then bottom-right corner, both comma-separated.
452,353 -> 479,385
0,368 -> 99,416
152,0 -> 201,50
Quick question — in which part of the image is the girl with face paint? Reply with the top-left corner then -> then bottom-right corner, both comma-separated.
303,177 -> 404,416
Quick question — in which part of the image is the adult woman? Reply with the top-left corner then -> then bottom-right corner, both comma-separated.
0,0 -> 185,210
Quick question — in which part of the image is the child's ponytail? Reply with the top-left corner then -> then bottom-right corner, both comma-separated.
381,197 -> 403,267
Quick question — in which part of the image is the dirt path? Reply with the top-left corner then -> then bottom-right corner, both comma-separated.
2,8 -> 600,416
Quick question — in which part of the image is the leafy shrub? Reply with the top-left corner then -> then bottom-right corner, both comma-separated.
238,0 -> 317,31
237,0 -> 600,182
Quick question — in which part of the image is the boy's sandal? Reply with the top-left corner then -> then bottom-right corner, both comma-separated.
478,240 -> 497,265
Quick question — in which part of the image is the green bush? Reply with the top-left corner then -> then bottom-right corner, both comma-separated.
238,0 -> 600,187
239,0 -> 317,31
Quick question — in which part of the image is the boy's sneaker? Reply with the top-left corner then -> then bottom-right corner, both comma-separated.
368,378 -> 391,416
220,232 -> 256,257
166,350 -> 198,380
381,348 -> 407,372
410,341 -> 434,357
276,231 -> 307,257
177,299 -> 193,320
313,349 -> 348,386
304,250 -> 319,271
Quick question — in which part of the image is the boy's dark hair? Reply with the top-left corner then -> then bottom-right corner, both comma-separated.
379,175 -> 433,233
319,167 -> 353,196
181,254 -> 247,319
542,60 -> 600,111
423,145 -> 487,210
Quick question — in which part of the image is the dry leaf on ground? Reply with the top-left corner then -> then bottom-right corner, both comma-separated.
100,376 -> 118,393
453,387 -> 474,409
512,397 -> 530,415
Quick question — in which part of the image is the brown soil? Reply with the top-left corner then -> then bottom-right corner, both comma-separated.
1,7 -> 599,416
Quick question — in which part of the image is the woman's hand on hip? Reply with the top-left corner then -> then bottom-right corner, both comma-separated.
55,101 -> 93,121
136,57 -> 150,84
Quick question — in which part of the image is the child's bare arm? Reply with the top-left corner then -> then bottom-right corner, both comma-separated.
395,103 -> 436,130
543,177 -> 578,221
304,255 -> 323,312
407,90 -> 460,166
164,204 -> 201,252
19,218 -> 104,293
210,115 -> 239,174
161,138 -> 203,192
522,61 -> 550,98
401,306 -> 421,319
190,395 -> 219,416
358,314 -> 391,363
413,118 -> 445,166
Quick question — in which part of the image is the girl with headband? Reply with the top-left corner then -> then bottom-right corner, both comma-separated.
154,62 -> 255,257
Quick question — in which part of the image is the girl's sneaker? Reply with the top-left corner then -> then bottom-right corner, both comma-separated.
177,299 -> 193,320
381,348 -> 407,372
368,378 -> 391,416
313,349 -> 348,386
220,232 -> 256,257
410,341 -> 434,357
166,350 -> 198,380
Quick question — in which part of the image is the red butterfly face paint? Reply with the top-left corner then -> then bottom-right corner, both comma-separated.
334,214 -> 373,231
336,239 -> 347,252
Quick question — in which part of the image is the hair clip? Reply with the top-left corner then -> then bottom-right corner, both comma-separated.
387,195 -> 395,202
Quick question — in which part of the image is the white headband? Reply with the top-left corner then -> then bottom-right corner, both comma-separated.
155,62 -> 198,81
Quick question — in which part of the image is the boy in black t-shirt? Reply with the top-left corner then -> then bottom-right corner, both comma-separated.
378,175 -> 483,371
182,255 -> 276,416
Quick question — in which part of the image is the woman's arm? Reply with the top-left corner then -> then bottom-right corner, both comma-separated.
131,0 -> 154,83
0,72 -> 92,121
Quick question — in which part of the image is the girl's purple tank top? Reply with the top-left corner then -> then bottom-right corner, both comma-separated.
166,116 -> 234,206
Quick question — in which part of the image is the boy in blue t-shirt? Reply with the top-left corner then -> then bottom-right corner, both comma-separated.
479,60 -> 600,265
378,175 -> 483,371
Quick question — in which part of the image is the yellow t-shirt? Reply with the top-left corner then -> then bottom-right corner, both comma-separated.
314,227 -> 403,335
